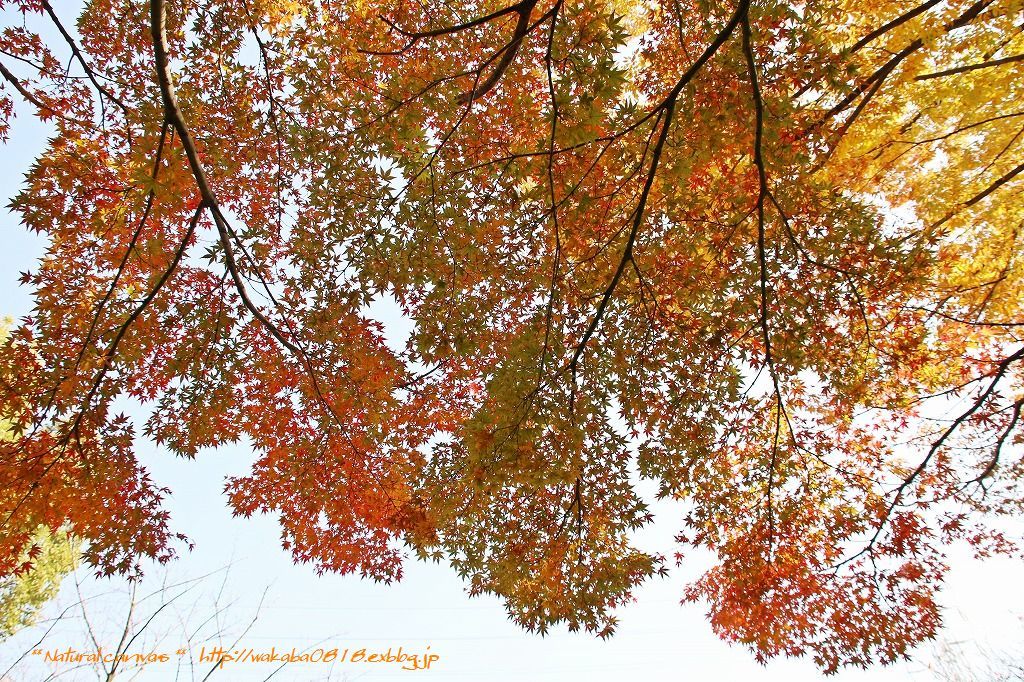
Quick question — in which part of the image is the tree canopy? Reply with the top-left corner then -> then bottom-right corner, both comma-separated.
1,0 -> 1022,672
0,525 -> 78,640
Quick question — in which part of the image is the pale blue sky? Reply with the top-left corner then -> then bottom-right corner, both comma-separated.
1,8 -> 1022,679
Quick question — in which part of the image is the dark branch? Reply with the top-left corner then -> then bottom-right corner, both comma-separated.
915,52 -> 1024,80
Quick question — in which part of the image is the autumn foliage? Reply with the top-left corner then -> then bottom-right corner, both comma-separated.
1,0 -> 1022,672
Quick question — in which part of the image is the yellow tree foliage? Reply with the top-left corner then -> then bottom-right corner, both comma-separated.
0,322 -> 80,639
0,526 -> 79,639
